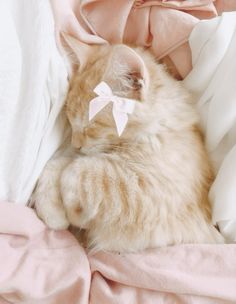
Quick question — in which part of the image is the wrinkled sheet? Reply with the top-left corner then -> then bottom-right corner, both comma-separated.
0,0 -> 68,205
214,0 -> 236,14
1,202 -> 236,304
1,1 -> 236,304
50,0 -> 219,78
184,12 -> 236,242
0,202 -> 90,304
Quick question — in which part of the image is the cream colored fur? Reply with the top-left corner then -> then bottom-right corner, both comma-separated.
33,37 -> 223,252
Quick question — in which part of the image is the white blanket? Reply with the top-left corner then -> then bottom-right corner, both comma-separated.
184,12 -> 236,242
0,0 -> 68,205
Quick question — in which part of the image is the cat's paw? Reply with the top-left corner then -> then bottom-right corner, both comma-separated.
60,159 -> 101,229
33,185 -> 70,230
37,203 -> 69,230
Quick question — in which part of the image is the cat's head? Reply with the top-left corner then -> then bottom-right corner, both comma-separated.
63,34 -> 190,154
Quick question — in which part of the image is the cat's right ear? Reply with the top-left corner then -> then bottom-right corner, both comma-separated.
106,45 -> 149,101
61,32 -> 94,72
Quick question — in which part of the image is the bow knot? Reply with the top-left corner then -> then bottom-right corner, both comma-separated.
89,81 -> 135,136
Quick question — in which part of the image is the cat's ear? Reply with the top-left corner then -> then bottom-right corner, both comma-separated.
108,45 -> 149,100
61,33 -> 94,72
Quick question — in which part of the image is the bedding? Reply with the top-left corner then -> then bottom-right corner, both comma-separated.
184,11 -> 236,241
1,0 -> 236,303
0,0 -> 68,205
1,202 -> 236,304
50,0 -> 218,79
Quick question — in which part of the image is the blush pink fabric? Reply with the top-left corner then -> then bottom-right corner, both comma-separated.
0,202 -> 90,304
215,0 -> 236,14
50,0 -> 236,78
50,0 -> 220,78
1,202 -> 236,303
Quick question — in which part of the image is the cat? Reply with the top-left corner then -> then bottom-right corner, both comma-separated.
32,34 -> 223,252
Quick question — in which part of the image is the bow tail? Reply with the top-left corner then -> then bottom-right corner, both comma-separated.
112,108 -> 129,137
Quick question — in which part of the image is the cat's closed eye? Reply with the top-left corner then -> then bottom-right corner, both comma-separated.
126,72 -> 144,91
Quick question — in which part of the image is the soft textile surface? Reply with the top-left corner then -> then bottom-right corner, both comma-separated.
49,0 -> 236,78
184,12 -> 236,242
1,1 -> 236,303
0,0 -> 68,205
50,0 -> 219,78
214,0 -> 236,14
0,202 -> 90,304
1,202 -> 236,304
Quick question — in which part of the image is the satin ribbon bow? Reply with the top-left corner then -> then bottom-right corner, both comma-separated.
89,81 -> 135,136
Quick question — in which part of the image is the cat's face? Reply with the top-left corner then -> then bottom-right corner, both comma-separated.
64,35 -> 184,154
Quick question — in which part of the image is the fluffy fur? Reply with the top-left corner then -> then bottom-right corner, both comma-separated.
33,36 -> 223,252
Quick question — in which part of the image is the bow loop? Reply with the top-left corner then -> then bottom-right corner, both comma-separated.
113,97 -> 135,114
93,81 -> 113,97
89,81 -> 135,136
89,97 -> 110,121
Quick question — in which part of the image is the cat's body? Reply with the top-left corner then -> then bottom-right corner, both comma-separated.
33,36 -> 223,252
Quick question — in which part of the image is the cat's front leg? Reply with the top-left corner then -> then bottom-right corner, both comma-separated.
32,156 -> 72,230
60,156 -> 104,229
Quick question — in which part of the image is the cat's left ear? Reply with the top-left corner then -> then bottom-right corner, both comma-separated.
107,45 -> 149,100
61,32 -> 95,72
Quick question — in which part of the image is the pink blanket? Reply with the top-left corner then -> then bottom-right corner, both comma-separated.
50,0 -> 236,78
50,0 -> 219,78
1,202 -> 236,303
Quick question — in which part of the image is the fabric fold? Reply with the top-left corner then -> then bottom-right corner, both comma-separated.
50,0 -> 218,78
1,202 -> 236,303
184,12 -> 236,241
0,0 -> 68,205
0,202 -> 90,304
89,245 -> 236,303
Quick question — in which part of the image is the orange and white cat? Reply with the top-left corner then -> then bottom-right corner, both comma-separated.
33,35 -> 223,252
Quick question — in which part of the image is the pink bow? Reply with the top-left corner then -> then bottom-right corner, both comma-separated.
89,81 -> 135,136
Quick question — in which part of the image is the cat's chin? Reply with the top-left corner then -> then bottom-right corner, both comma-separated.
78,148 -> 93,156
77,149 -> 87,156
79,147 -> 109,156
77,146 -> 94,155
